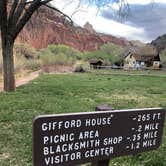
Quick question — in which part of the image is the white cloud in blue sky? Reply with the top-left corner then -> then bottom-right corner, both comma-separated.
127,0 -> 166,4
52,0 -> 166,42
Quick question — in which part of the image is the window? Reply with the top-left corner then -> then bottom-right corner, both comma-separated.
141,62 -> 145,65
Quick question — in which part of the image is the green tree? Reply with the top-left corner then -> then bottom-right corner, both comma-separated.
83,43 -> 124,65
160,49 -> 166,66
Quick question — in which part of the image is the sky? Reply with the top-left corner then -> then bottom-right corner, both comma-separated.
52,0 -> 166,43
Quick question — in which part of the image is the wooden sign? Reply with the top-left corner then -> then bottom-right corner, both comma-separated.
33,108 -> 165,166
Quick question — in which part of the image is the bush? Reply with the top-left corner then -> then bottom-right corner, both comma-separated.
39,44 -> 82,67
74,65 -> 86,73
14,43 -> 38,59
14,43 -> 40,72
40,53 -> 75,66
24,59 -> 40,71
14,54 -> 40,72
48,45 -> 81,59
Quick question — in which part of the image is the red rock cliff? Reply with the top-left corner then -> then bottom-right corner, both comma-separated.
17,7 -> 131,51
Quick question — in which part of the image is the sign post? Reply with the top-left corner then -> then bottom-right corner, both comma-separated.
91,104 -> 113,166
33,108 -> 165,166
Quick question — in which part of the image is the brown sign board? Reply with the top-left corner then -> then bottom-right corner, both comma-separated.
33,108 -> 165,166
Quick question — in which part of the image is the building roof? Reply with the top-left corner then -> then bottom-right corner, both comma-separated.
129,45 -> 158,56
124,44 -> 159,62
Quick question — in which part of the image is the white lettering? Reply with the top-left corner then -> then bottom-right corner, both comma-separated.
85,147 -> 114,158
103,136 -> 123,145
144,123 -> 159,131
85,116 -> 113,127
43,146 -> 54,156
43,133 -> 75,144
143,131 -> 158,139
153,113 -> 161,120
142,139 -> 157,147
45,152 -> 81,165
41,120 -> 82,131
79,130 -> 99,139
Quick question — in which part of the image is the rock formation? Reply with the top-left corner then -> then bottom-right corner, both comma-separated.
17,6 -> 131,52
151,34 -> 166,52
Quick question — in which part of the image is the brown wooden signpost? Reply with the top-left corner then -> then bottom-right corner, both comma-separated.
33,108 -> 165,166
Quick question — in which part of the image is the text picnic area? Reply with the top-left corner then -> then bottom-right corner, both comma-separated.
33,108 -> 165,166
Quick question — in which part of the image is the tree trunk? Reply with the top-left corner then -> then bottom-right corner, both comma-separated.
2,39 -> 15,92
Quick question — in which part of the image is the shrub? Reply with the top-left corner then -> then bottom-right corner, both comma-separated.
14,54 -> 40,72
14,43 -> 38,59
39,44 -> 82,67
51,44 -> 82,60
24,59 -> 40,71
13,43 -> 40,72
74,65 -> 86,73
40,53 -> 74,66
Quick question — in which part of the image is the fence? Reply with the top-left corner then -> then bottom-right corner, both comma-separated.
93,65 -> 166,71
89,65 -> 166,77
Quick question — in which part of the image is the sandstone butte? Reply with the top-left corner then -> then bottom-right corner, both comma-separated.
17,6 -> 132,52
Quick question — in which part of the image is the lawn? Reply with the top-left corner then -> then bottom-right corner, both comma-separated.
0,72 -> 166,166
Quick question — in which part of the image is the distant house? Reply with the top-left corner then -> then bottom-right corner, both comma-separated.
89,59 -> 104,69
123,45 -> 160,69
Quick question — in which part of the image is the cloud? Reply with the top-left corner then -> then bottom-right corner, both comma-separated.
52,0 -> 166,42
102,3 -> 166,42
127,0 -> 166,5
76,14 -> 146,41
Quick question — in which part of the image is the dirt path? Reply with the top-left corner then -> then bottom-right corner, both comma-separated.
0,70 -> 40,92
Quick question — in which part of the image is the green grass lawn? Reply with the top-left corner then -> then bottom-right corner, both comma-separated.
0,73 -> 166,166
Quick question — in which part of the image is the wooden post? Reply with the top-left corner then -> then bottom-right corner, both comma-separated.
91,160 -> 110,166
91,104 -> 114,166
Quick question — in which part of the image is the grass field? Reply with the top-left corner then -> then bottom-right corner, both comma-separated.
0,72 -> 166,166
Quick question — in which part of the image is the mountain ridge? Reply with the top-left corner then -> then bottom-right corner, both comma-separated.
151,34 -> 166,52
16,6 -> 132,52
